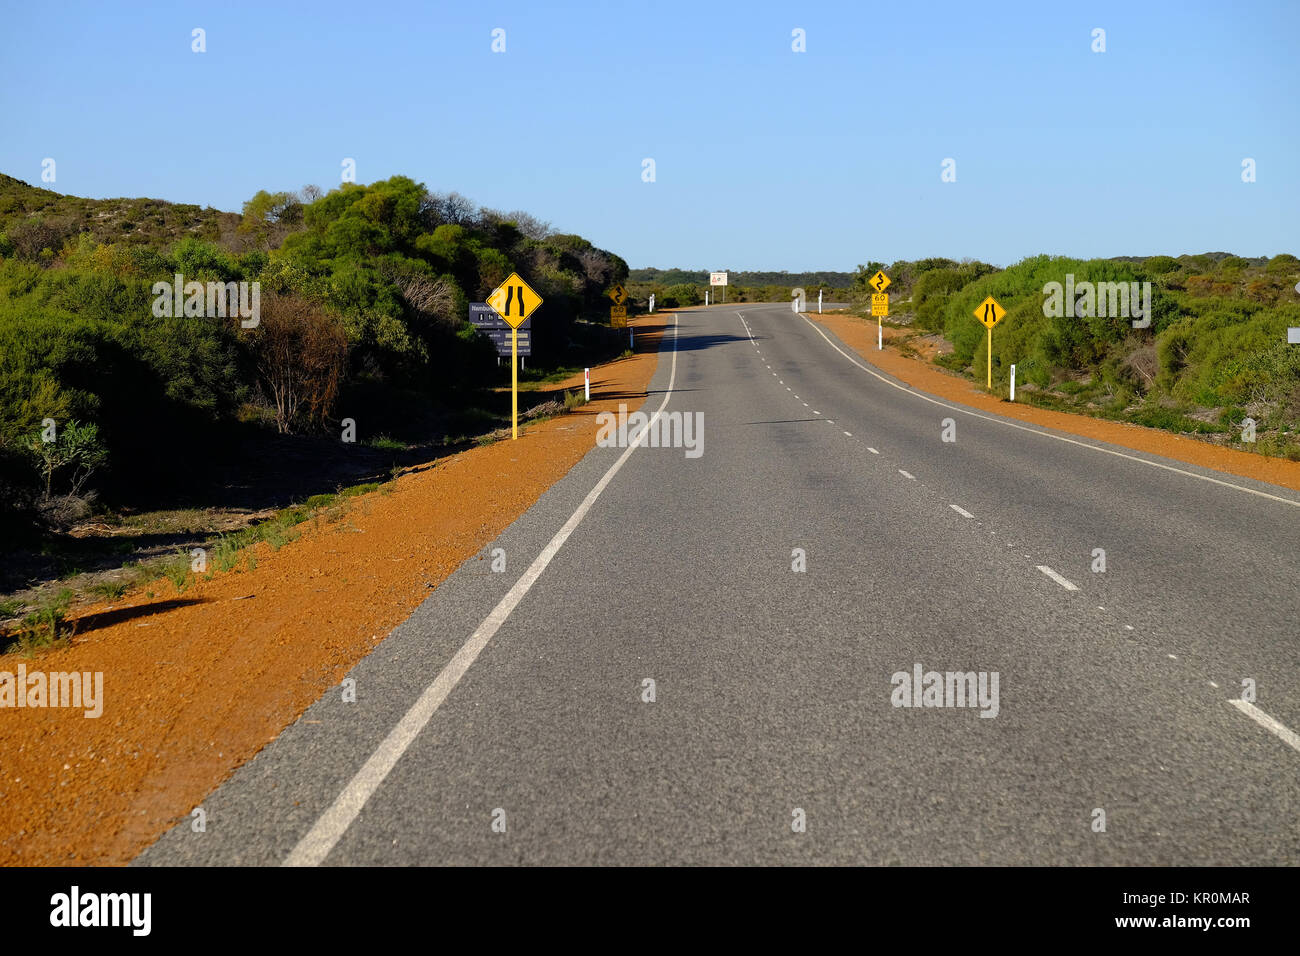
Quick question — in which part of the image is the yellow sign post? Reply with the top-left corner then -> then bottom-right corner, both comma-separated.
869,272 -> 891,349
973,295 -> 1007,390
487,272 -> 543,439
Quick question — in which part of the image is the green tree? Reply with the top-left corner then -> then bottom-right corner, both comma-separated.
27,419 -> 108,499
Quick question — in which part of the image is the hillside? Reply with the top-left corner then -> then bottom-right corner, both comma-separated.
0,173 -> 240,253
0,173 -> 630,540
848,253 -> 1300,459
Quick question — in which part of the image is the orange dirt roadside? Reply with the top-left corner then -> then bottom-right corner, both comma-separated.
0,315 -> 668,867
812,311 -> 1300,494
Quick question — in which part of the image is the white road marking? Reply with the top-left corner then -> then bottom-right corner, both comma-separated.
1230,700 -> 1300,753
950,504 -> 975,518
1036,565 -> 1079,591
868,447 -> 879,454
1124,624 -> 1134,631
797,312 -> 1300,509
284,315 -> 684,867
813,410 -> 821,415
802,403 -> 809,407
898,469 -> 915,480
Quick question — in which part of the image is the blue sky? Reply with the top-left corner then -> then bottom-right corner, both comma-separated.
1,0 -> 1296,270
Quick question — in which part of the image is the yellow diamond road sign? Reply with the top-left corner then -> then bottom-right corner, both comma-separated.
608,284 -> 628,306
487,272 -> 543,329
871,293 -> 888,317
974,296 -> 1006,329
869,270 -> 891,293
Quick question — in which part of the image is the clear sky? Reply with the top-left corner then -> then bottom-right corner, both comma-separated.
1,0 -> 1296,270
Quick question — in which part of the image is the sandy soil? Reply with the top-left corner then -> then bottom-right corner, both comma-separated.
813,311 -> 1300,493
0,316 -> 668,866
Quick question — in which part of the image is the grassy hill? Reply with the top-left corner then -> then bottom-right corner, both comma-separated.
0,173 -> 239,253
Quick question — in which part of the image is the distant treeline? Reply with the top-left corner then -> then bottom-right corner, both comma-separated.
629,268 -> 855,287
625,268 -> 852,308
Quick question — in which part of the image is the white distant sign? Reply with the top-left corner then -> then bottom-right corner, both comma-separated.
710,272 -> 728,286
1288,327 -> 1300,344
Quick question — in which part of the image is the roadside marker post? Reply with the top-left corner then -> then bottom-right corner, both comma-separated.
973,295 -> 1007,390
818,289 -> 823,314
486,272 -> 543,440
1010,364 -> 1016,401
584,367 -> 590,401
649,293 -> 655,313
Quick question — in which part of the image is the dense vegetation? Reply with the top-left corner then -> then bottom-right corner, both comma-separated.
0,173 -> 629,533
852,253 -> 1300,457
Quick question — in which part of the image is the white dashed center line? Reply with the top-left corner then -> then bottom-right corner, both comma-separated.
868,447 -> 879,454
898,469 -> 915,480
1036,566 -> 1079,591
949,504 -> 974,518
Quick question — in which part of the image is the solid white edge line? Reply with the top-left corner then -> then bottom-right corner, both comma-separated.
1036,565 -> 1079,591
283,313 -> 683,867
1229,700 -> 1300,753
950,504 -> 974,518
795,311 -> 1300,509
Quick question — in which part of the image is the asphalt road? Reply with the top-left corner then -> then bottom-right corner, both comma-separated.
139,302 -> 1300,866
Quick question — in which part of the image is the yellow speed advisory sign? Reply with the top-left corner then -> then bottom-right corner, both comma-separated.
487,273 -> 543,329
871,293 -> 889,317
974,296 -> 1006,329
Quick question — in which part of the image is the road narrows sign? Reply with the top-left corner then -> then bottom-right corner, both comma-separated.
486,273 -> 544,439
487,272 -> 542,330
974,296 -> 1006,329
973,295 -> 1007,389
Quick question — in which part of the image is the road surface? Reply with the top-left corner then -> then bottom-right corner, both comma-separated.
139,302 -> 1300,866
